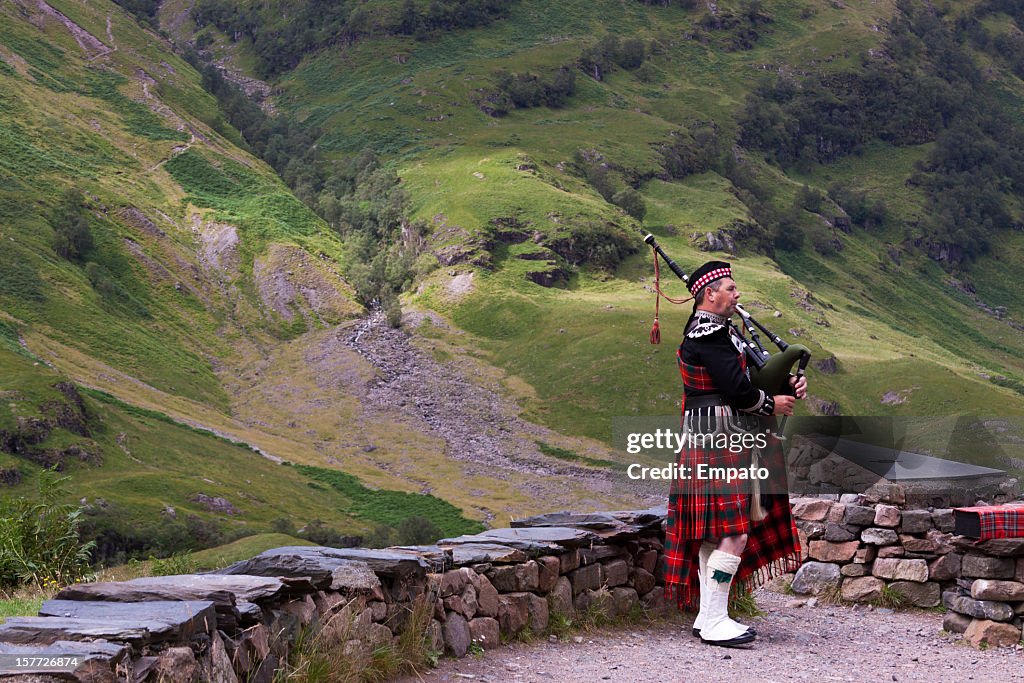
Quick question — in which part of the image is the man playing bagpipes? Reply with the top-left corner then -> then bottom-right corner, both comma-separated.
661,260 -> 805,648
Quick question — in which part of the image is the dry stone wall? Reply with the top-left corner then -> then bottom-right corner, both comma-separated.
790,495 -> 1024,649
0,510 -> 668,682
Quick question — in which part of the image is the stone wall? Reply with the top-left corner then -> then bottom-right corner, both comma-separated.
790,496 -> 1024,649
0,509 -> 667,682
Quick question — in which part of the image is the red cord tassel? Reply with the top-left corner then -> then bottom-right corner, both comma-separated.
649,317 -> 661,345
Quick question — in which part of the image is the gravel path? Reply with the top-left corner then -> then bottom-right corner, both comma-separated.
400,590 -> 1020,683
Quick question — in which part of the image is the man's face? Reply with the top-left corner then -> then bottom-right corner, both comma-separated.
707,277 -> 740,316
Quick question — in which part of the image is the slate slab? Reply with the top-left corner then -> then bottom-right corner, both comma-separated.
235,546 -> 434,579
439,543 -> 528,565
38,600 -> 216,643
440,527 -> 597,552
0,640 -> 130,679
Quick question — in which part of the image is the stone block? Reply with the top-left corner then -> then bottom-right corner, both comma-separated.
610,587 -> 639,617
943,611 -> 971,634
841,576 -> 884,602
928,553 -> 962,582
630,568 -> 656,596
962,554 -> 1015,579
974,538 -> 1024,558
808,540 -> 859,563
964,619 -> 1022,649
841,563 -> 867,577
943,593 -> 1015,622
442,614 -> 471,658
439,569 -> 470,598
496,593 -> 530,635
899,535 -> 938,554
602,559 -> 629,588
559,550 -> 581,573
574,589 -> 613,619
638,549 -> 658,575
874,505 -> 901,528
844,505 -> 876,527
1018,558 -> 1024,584
971,580 -> 1024,602
526,593 -> 549,633
791,562 -> 840,595
862,528 -> 899,545
827,504 -> 847,524
796,520 -> 826,540
824,524 -> 858,542
854,547 -> 877,563
791,499 -> 833,521
475,575 -> 499,618
514,561 -> 540,592
877,546 -> 905,558
468,617 -> 500,650
926,530 -> 954,555
537,556 -> 560,593
889,581 -> 940,607
568,563 -> 602,596
547,576 -> 574,618
899,510 -> 933,534
640,588 -> 666,614
487,566 -> 517,593
872,558 -> 928,583
931,509 -> 955,533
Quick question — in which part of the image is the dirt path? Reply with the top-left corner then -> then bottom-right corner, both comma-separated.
402,590 -> 1019,683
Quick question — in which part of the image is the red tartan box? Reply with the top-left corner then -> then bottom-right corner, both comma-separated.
954,503 -> 1024,540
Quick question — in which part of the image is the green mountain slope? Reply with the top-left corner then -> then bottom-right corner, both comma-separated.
178,0 -> 1024,433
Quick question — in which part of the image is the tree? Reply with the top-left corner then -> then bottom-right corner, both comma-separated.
51,189 -> 94,263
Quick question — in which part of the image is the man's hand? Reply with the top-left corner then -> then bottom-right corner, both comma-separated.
788,375 -> 808,399
773,395 -> 796,416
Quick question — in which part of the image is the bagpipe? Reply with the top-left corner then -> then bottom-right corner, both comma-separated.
643,233 -> 811,396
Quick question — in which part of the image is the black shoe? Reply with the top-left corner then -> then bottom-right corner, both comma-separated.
700,631 -> 756,647
692,625 -> 756,638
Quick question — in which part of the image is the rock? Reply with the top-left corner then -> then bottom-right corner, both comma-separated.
536,556 -> 560,593
439,569 -> 470,597
641,588 -> 666,614
862,528 -> 899,545
366,622 -> 393,650
443,595 -> 468,619
441,526 -> 597,550
0,640 -> 130,680
926,529 -> 954,554
638,549 -> 659,574
808,540 -> 859,563
943,611 -> 972,634
574,589 -> 613,619
224,546 -> 434,581
972,538 -> 1024,558
1018,558 -> 1024,584
475,575 -> 500,617
929,553 -> 962,582
889,581 -> 940,607
526,593 -> 549,633
943,594 -> 1015,622
548,576 -> 574,618
514,561 -> 540,592
899,510 -> 933,534
20,600 -> 217,646
823,523 -> 857,542
964,619 -> 1022,649
443,613 -> 471,657
854,547 -> 877,563
841,564 -> 867,577
791,562 -> 841,595
971,580 -> 1024,602
487,566 -> 517,593
932,509 -> 955,533
874,505 -> 901,528
497,593 -> 531,635
827,504 -> 846,524
630,568 -> 656,596
568,563 -> 602,596
559,550 -> 581,573
602,559 -> 629,588
791,499 -> 833,521
844,505 -> 876,527
877,546 -> 904,558
468,617 -> 500,650
871,558 -> 928,583
610,587 -> 639,617
962,554 -> 1015,579
446,543 -> 527,565
899,535 -> 938,553
841,576 -> 884,602
154,646 -> 198,683
796,520 -> 826,540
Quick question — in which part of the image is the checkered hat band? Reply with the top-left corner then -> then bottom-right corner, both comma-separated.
689,267 -> 731,294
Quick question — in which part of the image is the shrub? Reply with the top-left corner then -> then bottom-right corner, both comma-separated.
0,471 -> 94,589
50,189 -> 94,263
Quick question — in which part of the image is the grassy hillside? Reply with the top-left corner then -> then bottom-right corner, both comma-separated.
222,0 -> 1024,435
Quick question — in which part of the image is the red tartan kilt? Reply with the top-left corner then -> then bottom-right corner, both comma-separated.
671,442 -> 754,539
